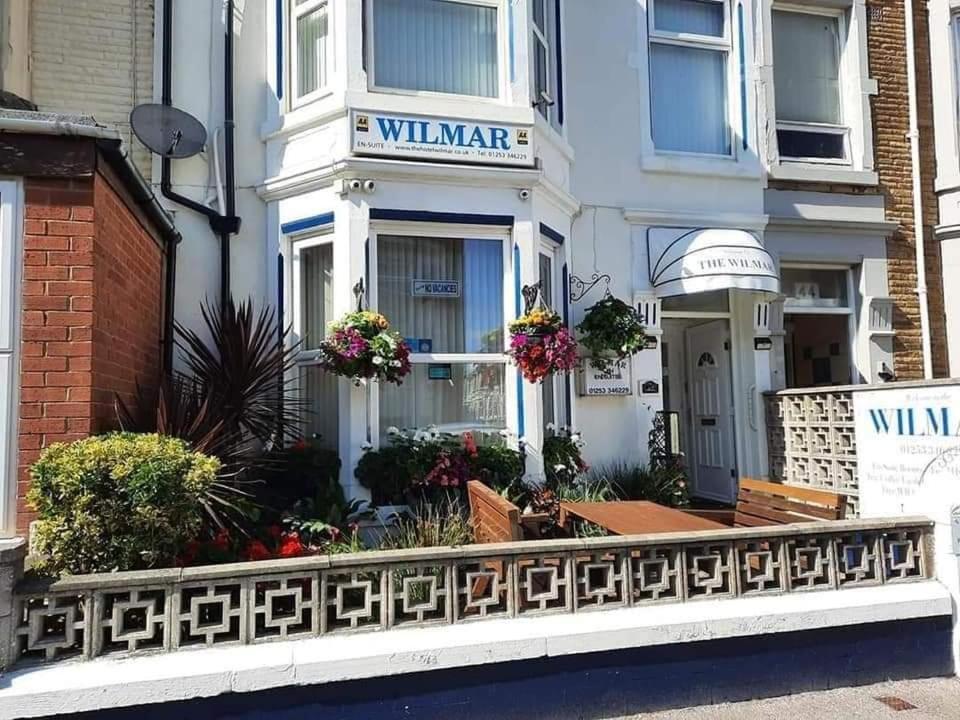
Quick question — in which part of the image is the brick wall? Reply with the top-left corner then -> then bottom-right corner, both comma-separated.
769,0 -> 947,379
29,0 -> 155,178
91,173 -> 164,431
16,173 -> 165,533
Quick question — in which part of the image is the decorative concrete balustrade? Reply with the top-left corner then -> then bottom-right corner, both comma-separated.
4,518 -> 933,670
765,388 -> 860,515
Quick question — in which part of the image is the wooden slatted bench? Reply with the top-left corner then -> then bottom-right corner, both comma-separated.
686,478 -> 847,527
467,480 -> 550,543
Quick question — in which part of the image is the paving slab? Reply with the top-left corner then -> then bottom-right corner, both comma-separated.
616,677 -> 960,719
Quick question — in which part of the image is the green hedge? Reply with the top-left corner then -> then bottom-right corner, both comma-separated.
28,433 -> 220,575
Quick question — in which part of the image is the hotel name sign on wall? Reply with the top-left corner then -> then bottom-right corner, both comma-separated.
352,111 -> 535,167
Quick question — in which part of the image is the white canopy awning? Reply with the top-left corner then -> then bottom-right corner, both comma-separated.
647,227 -> 779,298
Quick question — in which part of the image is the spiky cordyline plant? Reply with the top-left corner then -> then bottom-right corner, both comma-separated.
175,298 -> 303,446
117,298 -> 304,529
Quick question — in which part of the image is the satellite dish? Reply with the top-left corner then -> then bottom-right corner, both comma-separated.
130,103 -> 207,159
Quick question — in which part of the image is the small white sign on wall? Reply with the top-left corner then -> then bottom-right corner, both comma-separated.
855,383 -> 960,524
579,360 -> 632,397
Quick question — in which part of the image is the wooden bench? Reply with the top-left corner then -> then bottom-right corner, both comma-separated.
686,478 -> 847,527
467,480 -> 550,543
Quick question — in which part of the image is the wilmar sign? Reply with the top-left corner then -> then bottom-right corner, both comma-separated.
855,383 -> 960,523
351,111 -> 535,167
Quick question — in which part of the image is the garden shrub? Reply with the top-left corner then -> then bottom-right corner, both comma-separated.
588,461 -> 689,507
28,433 -> 220,575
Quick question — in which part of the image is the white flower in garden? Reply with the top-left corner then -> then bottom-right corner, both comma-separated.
390,360 -> 401,367
387,426 -> 400,436
372,356 -> 384,365
546,422 -> 556,431
554,464 -> 566,472
499,429 -> 511,438
414,430 -> 429,442
361,441 -> 373,451
570,433 -> 582,443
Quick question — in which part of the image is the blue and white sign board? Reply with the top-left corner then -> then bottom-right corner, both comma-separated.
352,111 -> 535,167
855,383 -> 960,524
412,279 -> 460,298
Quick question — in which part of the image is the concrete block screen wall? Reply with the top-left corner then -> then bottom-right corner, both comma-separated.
16,168 -> 166,533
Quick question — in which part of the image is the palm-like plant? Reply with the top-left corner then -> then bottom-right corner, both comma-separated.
175,298 -> 303,446
116,298 -> 304,529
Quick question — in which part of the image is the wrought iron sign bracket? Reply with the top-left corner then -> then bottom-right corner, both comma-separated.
568,272 -> 611,304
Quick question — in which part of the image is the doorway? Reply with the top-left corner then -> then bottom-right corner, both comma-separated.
661,317 -> 737,503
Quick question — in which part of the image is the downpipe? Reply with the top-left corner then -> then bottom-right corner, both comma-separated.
160,0 -> 240,316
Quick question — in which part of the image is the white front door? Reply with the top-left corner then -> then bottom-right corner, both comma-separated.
686,320 -> 736,503
0,181 -> 21,535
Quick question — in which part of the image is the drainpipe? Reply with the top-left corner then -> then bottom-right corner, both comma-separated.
159,0 -> 239,314
904,0 -> 934,379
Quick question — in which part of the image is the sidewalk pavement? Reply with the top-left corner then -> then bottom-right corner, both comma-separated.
617,677 -> 960,719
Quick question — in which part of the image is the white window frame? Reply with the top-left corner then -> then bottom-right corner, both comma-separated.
647,0 -> 735,159
764,0 -> 878,184
538,237 -> 566,432
771,5 -> 849,166
289,232 -> 340,449
367,223 -> 514,445
0,180 -> 22,535
365,0 -> 509,103
531,0 -> 554,124
289,0 -> 332,109
781,262 -> 858,387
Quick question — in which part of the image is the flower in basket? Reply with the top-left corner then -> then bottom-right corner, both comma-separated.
318,310 -> 412,385
575,295 -> 646,372
507,307 -> 579,383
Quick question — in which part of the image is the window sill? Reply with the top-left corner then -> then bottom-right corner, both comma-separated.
768,163 -> 878,186
641,153 -> 763,180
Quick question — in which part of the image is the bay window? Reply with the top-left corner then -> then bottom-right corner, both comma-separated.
291,0 -> 329,105
772,8 -> 847,162
648,0 -> 731,155
292,237 -> 339,450
369,0 -> 501,98
375,234 -> 507,437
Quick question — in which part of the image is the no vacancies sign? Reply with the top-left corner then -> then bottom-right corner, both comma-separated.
352,111 -> 535,167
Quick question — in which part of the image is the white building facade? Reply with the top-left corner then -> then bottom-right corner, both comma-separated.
160,0 -> 924,503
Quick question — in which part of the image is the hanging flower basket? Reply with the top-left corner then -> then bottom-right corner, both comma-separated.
507,307 -> 579,383
575,295 -> 646,372
318,310 -> 411,385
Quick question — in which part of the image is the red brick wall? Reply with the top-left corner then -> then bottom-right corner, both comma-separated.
16,172 -> 166,533
91,173 -> 164,432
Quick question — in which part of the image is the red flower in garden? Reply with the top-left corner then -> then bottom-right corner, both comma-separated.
278,532 -> 305,558
462,432 -> 478,458
244,539 -> 273,562
211,527 -> 231,552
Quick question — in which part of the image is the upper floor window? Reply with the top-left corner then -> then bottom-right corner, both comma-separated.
291,0 -> 329,105
531,0 -> 559,126
648,0 -> 732,156
772,8 -> 846,162
370,0 -> 500,98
